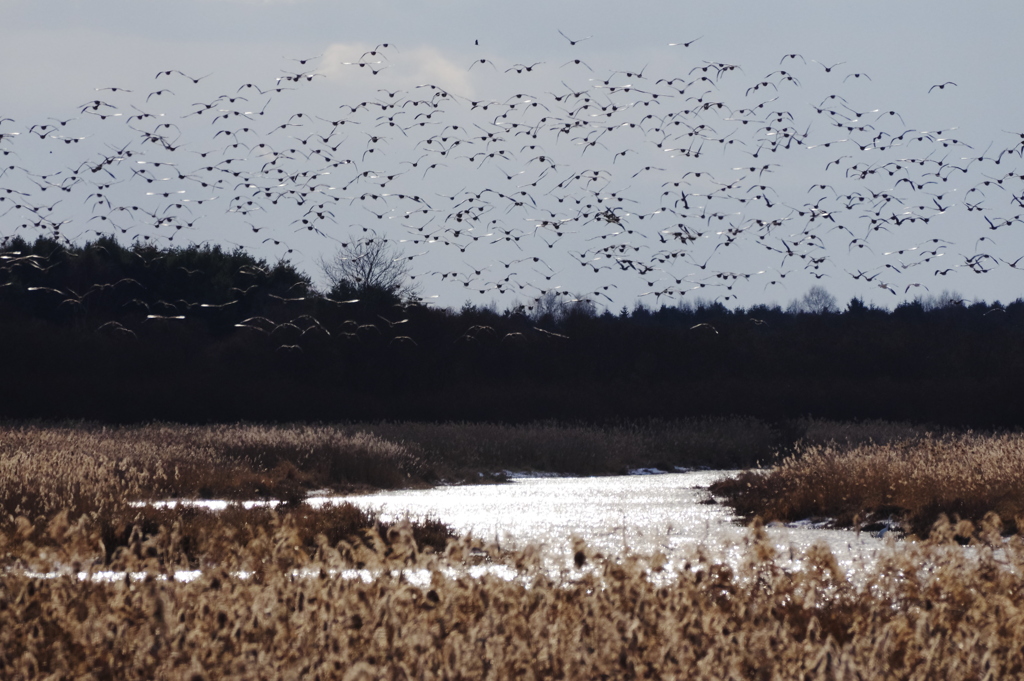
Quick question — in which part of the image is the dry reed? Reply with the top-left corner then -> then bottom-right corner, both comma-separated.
0,422 -> 430,522
352,416 -> 780,475
3,514 -> 1024,679
711,428 -> 1024,536
0,422 -> 455,572
0,417 -> 781,525
4,420 -> 1024,677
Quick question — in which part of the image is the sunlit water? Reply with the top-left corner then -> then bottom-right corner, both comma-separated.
309,471 -> 890,578
33,472 -> 1004,589
95,470 -> 898,585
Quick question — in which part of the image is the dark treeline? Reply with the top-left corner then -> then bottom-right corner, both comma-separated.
1,236 -> 1022,426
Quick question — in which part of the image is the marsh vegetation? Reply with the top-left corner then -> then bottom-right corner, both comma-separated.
0,418 -> 772,571
4,509 -> 1024,678
710,421 -> 1024,537
3,419 -> 1024,678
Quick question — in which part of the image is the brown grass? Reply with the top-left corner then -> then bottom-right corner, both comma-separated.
3,514 -> 1024,678
0,417 -> 776,572
710,428 -> 1024,536
0,422 -> 457,572
0,418 -> 782,524
0,503 -> 455,573
4,420 -> 1024,677
354,416 -> 780,475
794,417 -> 935,447
0,422 -> 433,522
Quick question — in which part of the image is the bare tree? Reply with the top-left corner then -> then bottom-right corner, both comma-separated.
530,290 -> 597,323
320,235 -> 418,302
788,285 -> 838,314
922,289 -> 966,310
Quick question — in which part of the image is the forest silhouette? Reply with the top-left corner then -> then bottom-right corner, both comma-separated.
1,235 -> 1021,427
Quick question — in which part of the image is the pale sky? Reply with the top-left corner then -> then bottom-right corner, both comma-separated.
3,0 -> 1024,310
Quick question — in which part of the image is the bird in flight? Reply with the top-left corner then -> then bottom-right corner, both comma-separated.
155,70 -> 212,84
811,60 -> 846,73
287,54 -> 323,66
558,29 -> 592,46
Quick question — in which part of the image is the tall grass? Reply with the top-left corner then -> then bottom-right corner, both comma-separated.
0,422 -> 456,568
794,417 -> 935,447
0,417 -> 782,525
355,416 -> 781,475
3,514 -> 1024,678
0,418 -> 781,565
5,420 -> 1024,677
711,428 -> 1024,536
0,422 -> 432,522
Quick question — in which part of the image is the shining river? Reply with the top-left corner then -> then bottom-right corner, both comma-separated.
110,469 -> 909,585
312,470 -> 891,577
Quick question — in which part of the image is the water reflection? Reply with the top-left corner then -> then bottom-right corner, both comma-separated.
314,471 -> 889,577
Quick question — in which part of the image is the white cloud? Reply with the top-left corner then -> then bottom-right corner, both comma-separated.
317,43 -> 475,101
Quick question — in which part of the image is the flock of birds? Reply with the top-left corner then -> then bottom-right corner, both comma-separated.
2,35 -> 1023,312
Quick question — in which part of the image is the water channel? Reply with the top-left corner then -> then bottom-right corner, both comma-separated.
312,470 -> 890,578
128,470 -> 896,584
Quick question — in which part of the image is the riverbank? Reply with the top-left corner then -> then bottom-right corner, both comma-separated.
0,418 -> 773,567
0,417 -> 782,513
4,418 -> 1018,547
709,428 -> 1024,538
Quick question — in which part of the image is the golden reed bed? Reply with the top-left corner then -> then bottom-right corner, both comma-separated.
3,420 -> 1024,678
712,426 -> 1024,536
0,418 -> 778,522
3,516 -> 1024,679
